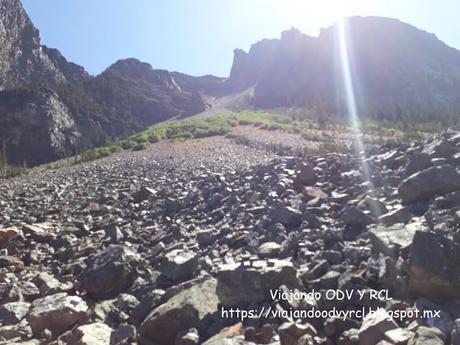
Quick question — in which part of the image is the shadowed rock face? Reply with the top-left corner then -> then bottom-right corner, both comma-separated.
226,28 -> 318,108
0,88 -> 80,165
224,17 -> 460,116
0,0 -> 66,89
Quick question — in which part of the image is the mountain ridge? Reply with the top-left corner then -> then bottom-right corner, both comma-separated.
3,0 -> 460,166
223,16 -> 460,118
0,0 -> 209,165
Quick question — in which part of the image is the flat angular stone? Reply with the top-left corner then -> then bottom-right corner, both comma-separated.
384,328 -> 414,344
369,223 -> 420,258
73,323 -> 112,345
379,207 -> 412,225
340,206 -> 375,226
407,326 -> 445,345
27,293 -> 88,336
399,165 -> 460,204
258,242 -> 281,258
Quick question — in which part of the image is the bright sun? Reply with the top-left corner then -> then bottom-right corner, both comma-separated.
287,0 -> 358,21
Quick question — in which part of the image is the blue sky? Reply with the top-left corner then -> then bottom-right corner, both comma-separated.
22,0 -> 460,77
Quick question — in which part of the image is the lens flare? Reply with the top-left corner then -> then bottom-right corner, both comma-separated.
336,18 -> 381,216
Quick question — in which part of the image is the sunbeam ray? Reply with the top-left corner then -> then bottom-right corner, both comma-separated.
336,18 -> 381,217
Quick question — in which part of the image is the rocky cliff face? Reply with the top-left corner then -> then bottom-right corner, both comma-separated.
0,88 -> 80,165
0,0 -> 85,165
42,46 -> 90,84
225,17 -> 460,118
0,0 -> 66,89
0,0 -> 207,166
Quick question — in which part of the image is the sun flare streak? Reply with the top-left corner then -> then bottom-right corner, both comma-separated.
336,18 -> 381,215
336,18 -> 361,139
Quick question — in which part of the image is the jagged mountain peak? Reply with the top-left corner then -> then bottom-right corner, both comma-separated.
225,15 -> 460,112
102,58 -> 186,93
104,58 -> 155,78
42,45 -> 90,83
0,0 -> 67,89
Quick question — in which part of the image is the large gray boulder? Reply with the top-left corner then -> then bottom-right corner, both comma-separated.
216,259 -> 300,307
54,322 -> 112,345
159,250 -> 198,283
422,138 -> 459,159
271,205 -> 302,227
452,319 -> 460,345
368,223 -> 422,258
398,165 -> 460,204
404,152 -> 431,177
294,163 -> 316,186
340,206 -> 375,226
201,324 -> 245,345
378,207 -> 412,225
408,231 -> 460,301
80,245 -> 140,300
139,278 -> 219,345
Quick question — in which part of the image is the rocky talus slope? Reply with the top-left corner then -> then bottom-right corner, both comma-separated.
2,132 -> 460,344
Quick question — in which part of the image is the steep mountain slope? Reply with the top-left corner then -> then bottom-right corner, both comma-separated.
0,0 -> 207,165
224,17 -> 460,120
171,72 -> 226,97
0,0 -> 66,89
78,59 -> 207,138
3,0 -> 460,166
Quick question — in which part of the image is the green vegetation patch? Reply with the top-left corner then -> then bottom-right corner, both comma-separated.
75,115 -> 238,163
74,110 -> 440,164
